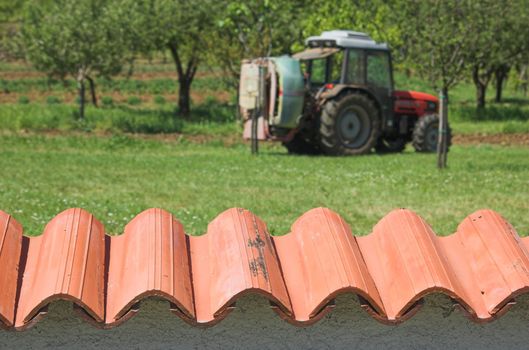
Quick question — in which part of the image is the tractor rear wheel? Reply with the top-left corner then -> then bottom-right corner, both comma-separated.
375,137 -> 406,153
412,114 -> 452,152
282,133 -> 320,155
319,93 -> 381,155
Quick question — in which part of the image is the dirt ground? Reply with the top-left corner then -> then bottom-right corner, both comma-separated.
8,130 -> 528,148
0,90 -> 231,104
453,133 -> 529,146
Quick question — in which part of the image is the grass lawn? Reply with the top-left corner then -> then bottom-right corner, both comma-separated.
0,133 -> 527,237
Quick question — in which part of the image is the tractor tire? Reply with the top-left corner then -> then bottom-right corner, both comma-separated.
375,137 -> 406,153
319,92 -> 381,156
282,133 -> 320,155
412,114 -> 452,152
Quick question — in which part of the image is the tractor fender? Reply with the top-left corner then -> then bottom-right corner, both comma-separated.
318,84 -> 386,125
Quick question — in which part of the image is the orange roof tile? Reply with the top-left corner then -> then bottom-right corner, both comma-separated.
189,208 -> 291,325
356,209 -> 467,322
0,207 -> 528,330
273,208 -> 384,324
0,211 -> 22,328
106,208 -> 194,326
15,208 -> 105,330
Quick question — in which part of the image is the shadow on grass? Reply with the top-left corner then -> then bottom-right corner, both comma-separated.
84,99 -> 236,134
498,97 -> 529,106
452,105 -> 529,122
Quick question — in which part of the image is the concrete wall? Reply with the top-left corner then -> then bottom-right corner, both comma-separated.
1,294 -> 529,349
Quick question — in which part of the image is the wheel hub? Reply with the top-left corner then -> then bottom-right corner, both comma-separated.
337,108 -> 371,148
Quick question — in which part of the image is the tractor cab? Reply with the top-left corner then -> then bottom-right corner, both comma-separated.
293,31 -> 395,134
295,32 -> 393,90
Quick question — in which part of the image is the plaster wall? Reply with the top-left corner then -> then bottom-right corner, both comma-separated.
1,294 -> 528,349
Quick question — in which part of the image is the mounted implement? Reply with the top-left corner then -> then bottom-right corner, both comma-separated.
239,30 -> 451,155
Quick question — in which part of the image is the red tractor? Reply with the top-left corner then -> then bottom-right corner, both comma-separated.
239,30 -> 451,155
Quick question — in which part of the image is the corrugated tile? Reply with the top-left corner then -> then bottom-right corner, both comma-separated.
357,209 -> 469,323
15,208 -> 106,330
439,210 -> 529,321
273,208 -> 384,324
189,208 -> 291,325
106,208 -> 194,326
0,207 -> 527,330
0,211 -> 22,328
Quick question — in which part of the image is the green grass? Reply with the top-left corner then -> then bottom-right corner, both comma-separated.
451,120 -> 529,134
1,102 -> 525,135
0,103 -> 239,134
0,134 -> 527,237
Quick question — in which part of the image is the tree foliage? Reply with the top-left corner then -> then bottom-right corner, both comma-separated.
121,0 -> 218,117
21,0 -> 134,118
394,0 -> 529,106
301,0 -> 401,53
464,0 -> 529,107
211,0 -> 305,86
0,0 -> 28,58
392,0 -> 476,99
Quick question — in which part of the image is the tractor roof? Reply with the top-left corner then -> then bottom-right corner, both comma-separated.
292,47 -> 340,60
306,30 -> 389,51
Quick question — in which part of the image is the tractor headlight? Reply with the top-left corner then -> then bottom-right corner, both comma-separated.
426,101 -> 436,111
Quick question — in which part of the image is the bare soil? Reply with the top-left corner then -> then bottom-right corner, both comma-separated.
454,133 -> 529,146
0,90 -> 231,104
8,129 -> 527,148
0,62 -> 223,80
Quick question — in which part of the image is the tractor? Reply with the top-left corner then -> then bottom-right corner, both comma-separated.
238,30 -> 451,155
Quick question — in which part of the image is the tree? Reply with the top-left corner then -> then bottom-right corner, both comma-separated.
394,0 -> 474,100
123,0 -> 218,118
210,0 -> 306,87
0,0 -> 27,58
21,0 -> 133,119
159,0 -> 216,117
465,0 -> 529,108
393,0 -> 477,169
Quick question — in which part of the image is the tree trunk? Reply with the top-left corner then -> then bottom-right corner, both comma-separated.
520,65 -> 528,97
168,42 -> 198,118
494,65 -> 509,103
86,76 -> 98,107
437,88 -> 448,169
476,83 -> 486,109
78,79 -> 86,120
472,66 -> 488,109
442,87 -> 449,105
495,75 -> 503,103
178,79 -> 191,117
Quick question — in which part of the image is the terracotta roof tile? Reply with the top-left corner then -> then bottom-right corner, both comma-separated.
439,210 -> 529,320
106,208 -> 194,326
15,208 -> 105,330
356,209 -> 467,322
0,211 -> 22,328
0,207 -> 527,330
273,208 -> 383,324
189,208 -> 291,325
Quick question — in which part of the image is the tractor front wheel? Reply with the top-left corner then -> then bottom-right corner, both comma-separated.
319,93 -> 381,156
412,114 -> 452,152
